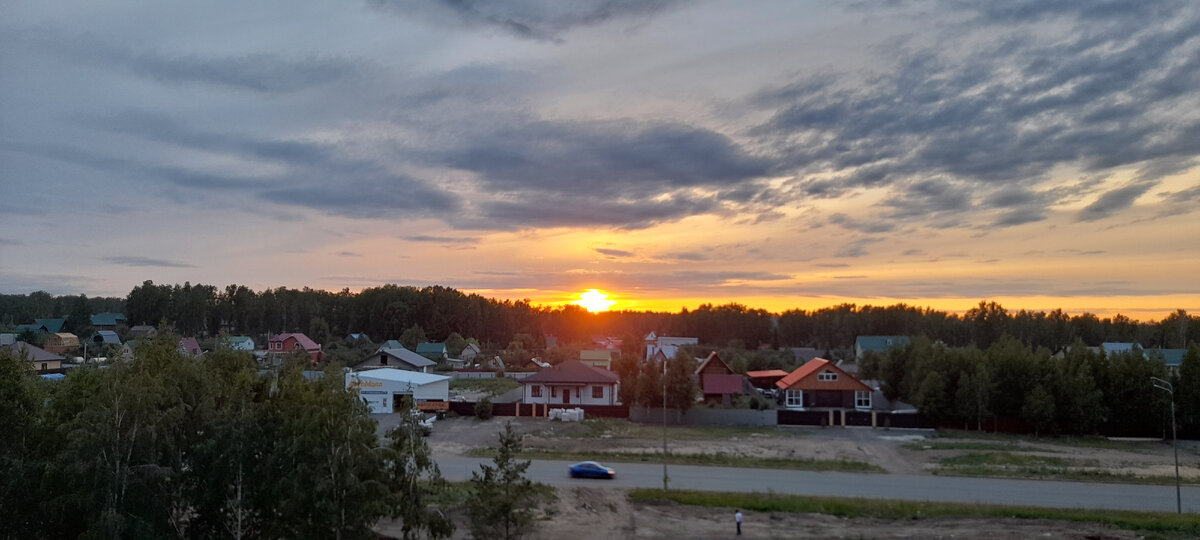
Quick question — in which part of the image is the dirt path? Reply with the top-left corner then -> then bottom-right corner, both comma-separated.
380,488 -> 1145,539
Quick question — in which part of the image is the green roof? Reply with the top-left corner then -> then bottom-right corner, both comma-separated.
35,318 -> 67,334
91,312 -> 127,326
855,336 -> 910,353
416,342 -> 446,353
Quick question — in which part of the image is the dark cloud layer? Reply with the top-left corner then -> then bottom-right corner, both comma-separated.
102,256 -> 193,268
753,1 -> 1200,226
371,0 -> 685,42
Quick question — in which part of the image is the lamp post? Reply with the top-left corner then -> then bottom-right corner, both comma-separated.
1150,376 -> 1181,514
662,356 -> 669,491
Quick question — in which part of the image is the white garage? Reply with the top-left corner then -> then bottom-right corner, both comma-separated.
345,368 -> 450,414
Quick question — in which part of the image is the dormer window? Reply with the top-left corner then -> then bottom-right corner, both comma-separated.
818,371 -> 838,382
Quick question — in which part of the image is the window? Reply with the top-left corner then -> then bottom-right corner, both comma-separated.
380,354 -> 388,365
855,391 -> 872,409
274,342 -> 282,350
532,385 -> 542,398
785,389 -> 803,408
551,387 -> 557,398
818,371 -> 838,382
592,386 -> 603,399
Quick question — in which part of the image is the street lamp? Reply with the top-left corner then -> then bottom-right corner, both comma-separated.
1150,376 -> 1181,514
662,356 -> 669,491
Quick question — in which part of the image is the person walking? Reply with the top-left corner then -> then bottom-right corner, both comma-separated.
735,509 -> 743,536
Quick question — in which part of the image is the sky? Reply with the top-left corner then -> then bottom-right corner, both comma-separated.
2,0 -> 1198,319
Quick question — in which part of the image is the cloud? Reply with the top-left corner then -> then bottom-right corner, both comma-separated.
337,251 -> 363,257
666,251 -> 708,261
33,31 -> 362,93
828,212 -> 895,233
750,2 -> 1200,226
835,237 -> 884,258
594,248 -> 634,258
102,256 -> 193,268
1076,182 -> 1156,221
0,238 -> 24,247
401,235 -> 480,244
371,0 -> 686,42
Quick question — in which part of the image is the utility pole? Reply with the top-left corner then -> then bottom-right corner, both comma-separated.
662,356 -> 669,491
1151,376 -> 1181,514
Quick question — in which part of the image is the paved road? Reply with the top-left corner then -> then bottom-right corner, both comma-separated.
436,455 -> 1199,513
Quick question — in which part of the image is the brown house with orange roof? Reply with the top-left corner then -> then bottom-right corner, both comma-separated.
776,358 -> 873,410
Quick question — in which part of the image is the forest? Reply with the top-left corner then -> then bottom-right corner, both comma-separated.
1,283 -> 1197,356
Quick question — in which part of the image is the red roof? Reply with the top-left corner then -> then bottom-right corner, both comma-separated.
776,358 -> 871,391
521,360 -> 620,385
271,333 -> 321,351
746,370 -> 789,379
702,374 -> 745,395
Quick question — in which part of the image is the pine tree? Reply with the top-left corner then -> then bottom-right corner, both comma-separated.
466,422 -> 538,540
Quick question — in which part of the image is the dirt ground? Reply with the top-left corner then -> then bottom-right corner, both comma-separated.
376,487 -> 1144,539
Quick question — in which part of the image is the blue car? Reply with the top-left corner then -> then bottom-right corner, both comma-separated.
569,461 -> 616,479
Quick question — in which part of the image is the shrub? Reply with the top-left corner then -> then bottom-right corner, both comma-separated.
476,397 -> 494,420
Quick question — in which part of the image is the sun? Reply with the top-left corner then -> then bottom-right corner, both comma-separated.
574,289 -> 617,312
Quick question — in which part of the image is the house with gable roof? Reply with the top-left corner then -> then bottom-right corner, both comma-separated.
359,346 -> 436,373
416,342 -> 448,362
644,331 -> 699,361
44,333 -> 80,354
267,333 -> 323,364
3,341 -> 65,374
90,312 -> 127,331
776,358 -> 874,410
694,351 -> 751,406
520,360 -> 621,405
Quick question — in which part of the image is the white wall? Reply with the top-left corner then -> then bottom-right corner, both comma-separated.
523,383 -> 619,405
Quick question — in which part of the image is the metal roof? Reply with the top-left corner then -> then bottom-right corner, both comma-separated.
521,360 -> 620,385
379,348 -> 436,367
349,368 -> 449,386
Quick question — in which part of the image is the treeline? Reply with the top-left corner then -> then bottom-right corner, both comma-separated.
2,285 -> 1197,352
861,336 -> 1200,437
0,337 -> 455,539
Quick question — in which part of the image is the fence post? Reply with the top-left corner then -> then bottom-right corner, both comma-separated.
840,410 -> 846,426
872,411 -> 877,428
828,410 -> 834,427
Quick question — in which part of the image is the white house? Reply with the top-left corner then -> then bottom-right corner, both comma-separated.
644,331 -> 698,361
345,368 -> 450,414
520,360 -> 621,406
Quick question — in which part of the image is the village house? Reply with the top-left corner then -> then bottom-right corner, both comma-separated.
3,341 -> 65,374
266,333 -> 322,364
43,332 -> 80,355
416,342 -> 448,362
776,358 -> 873,410
90,312 -> 127,331
179,337 -> 202,356
579,349 -> 613,370
359,347 -> 436,373
644,331 -> 698,361
694,351 -> 750,406
520,360 -> 620,405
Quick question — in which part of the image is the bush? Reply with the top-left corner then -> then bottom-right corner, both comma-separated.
475,397 -> 494,420
749,397 -> 761,410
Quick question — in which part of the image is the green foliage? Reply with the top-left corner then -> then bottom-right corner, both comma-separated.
400,324 -> 428,350
444,332 -> 468,357
467,422 -> 538,540
475,397 -> 494,420
1021,385 -> 1056,436
382,414 -> 454,539
636,358 -> 663,407
450,377 -> 521,396
0,333 -> 452,539
664,354 -> 698,413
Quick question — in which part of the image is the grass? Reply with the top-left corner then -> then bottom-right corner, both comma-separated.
576,417 -> 796,441
448,377 -> 522,396
932,451 -> 1198,485
935,429 -> 1160,452
628,488 -> 1200,539
465,447 -> 883,473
